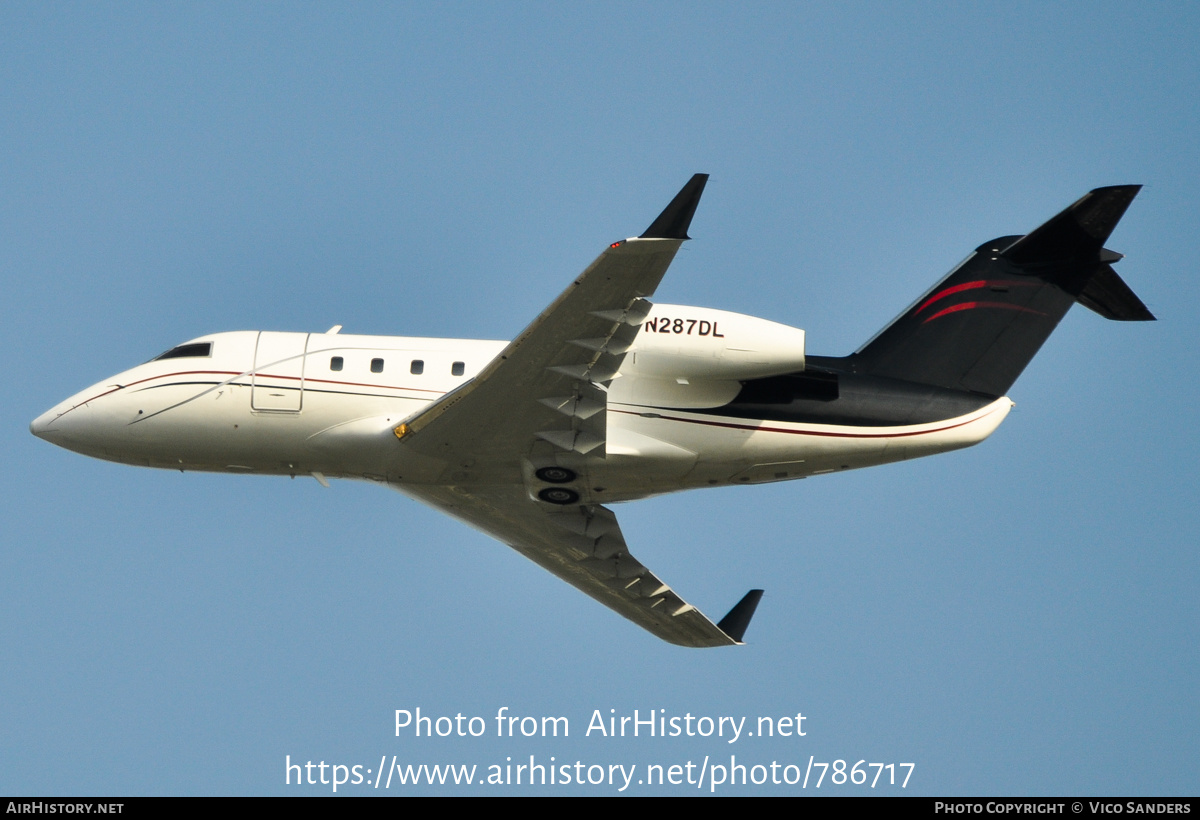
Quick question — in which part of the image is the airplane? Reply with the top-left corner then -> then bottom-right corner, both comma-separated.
30,175 -> 1154,647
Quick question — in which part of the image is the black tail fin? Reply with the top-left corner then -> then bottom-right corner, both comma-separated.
848,186 -> 1153,397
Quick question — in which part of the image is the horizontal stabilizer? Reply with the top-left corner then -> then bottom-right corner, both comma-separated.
1002,185 -> 1141,265
1077,262 -> 1156,321
640,173 -> 709,240
716,589 -> 764,643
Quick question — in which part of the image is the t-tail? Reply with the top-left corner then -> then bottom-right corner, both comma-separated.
844,186 -> 1154,397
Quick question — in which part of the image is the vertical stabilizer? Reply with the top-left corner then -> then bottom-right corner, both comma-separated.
849,186 -> 1151,397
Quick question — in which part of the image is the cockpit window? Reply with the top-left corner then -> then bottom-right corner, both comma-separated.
154,342 -> 213,361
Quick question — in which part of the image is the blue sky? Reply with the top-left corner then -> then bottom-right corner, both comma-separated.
4,2 -> 1198,795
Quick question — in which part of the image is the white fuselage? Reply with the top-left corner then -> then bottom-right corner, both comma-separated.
30,305 -> 1012,503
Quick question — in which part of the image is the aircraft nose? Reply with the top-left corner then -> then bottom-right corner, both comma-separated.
29,388 -> 127,459
30,407 -> 59,440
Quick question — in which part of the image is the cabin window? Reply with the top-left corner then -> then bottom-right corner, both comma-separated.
410,360 -> 424,375
370,358 -> 384,373
330,356 -> 343,371
154,342 -> 212,361
451,361 -> 465,376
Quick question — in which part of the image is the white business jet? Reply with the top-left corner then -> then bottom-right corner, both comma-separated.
31,175 -> 1153,646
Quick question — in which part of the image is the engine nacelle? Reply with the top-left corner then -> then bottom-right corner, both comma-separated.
624,304 -> 806,380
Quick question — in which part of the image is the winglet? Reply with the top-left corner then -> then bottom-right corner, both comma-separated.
716,589 -> 764,643
640,173 -> 709,240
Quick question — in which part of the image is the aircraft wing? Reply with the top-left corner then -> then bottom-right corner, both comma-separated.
397,174 -> 709,467
391,174 -> 763,647
397,482 -> 762,648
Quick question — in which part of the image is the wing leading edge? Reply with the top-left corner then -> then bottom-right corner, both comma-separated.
390,174 -> 764,646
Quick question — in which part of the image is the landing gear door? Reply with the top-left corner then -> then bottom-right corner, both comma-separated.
252,331 -> 308,412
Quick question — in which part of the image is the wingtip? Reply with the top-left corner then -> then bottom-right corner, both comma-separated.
639,173 -> 709,240
716,588 -> 764,644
